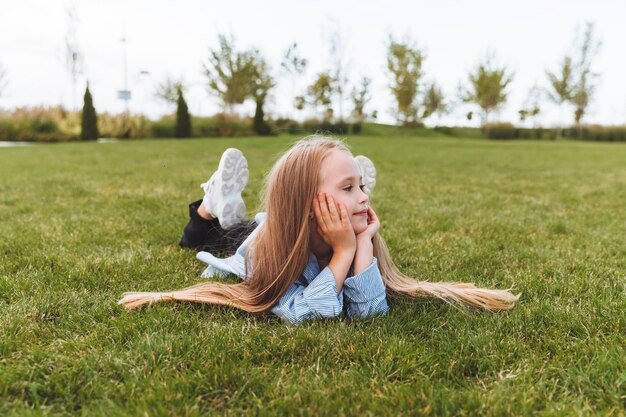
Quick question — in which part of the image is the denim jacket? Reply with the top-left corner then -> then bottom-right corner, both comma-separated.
196,213 -> 389,324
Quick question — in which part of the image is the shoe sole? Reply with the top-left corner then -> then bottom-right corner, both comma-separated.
354,155 -> 376,196
215,148 -> 249,229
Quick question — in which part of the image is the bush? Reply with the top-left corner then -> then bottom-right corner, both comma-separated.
301,118 -> 350,135
432,126 -> 483,138
271,118 -> 300,134
484,123 -> 517,139
213,113 -> 254,137
175,87 -> 191,138
98,113 -> 150,139
0,107 -> 77,142
561,125 -> 626,142
150,116 -> 176,138
81,83 -> 99,140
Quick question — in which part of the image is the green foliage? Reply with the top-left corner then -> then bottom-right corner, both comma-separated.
545,56 -> 575,106
272,118 -> 301,134
386,35 -> 424,125
301,118 -> 349,135
149,116 -> 175,138
461,55 -> 513,125
202,34 -> 258,111
0,107 -> 79,142
307,72 -> 336,119
98,113 -> 148,139
570,22 -> 602,134
483,122 -> 517,139
421,82 -> 447,121
175,86 -> 191,138
1,137 -> 624,415
518,106 -> 540,123
562,125 -> 626,142
546,23 -> 602,139
80,83 -> 99,140
154,76 -> 185,107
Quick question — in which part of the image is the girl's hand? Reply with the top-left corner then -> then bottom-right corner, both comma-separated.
313,193 -> 356,255
357,206 -> 380,240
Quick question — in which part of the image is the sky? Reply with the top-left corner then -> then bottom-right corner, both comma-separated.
1,0 -> 625,127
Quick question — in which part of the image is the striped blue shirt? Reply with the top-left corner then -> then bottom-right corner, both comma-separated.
196,213 -> 389,324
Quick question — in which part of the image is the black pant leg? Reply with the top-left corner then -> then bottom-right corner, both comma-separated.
179,200 -> 257,255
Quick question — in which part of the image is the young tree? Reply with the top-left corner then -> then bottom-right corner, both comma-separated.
280,42 -> 307,118
65,2 -> 83,111
81,82 -> 98,140
545,56 -> 575,138
386,35 -> 424,126
202,34 -> 257,112
421,82 -> 447,124
518,85 -> 542,128
350,76 -> 372,124
546,22 -> 601,139
323,20 -> 351,121
251,53 -> 275,136
461,55 -> 513,126
307,72 -> 336,120
0,63 -> 7,97
154,76 -> 185,108
570,22 -> 602,137
175,86 -> 191,138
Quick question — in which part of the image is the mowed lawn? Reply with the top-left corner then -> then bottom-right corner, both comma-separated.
0,135 -> 624,416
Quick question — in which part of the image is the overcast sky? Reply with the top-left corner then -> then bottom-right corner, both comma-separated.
1,0 -> 625,126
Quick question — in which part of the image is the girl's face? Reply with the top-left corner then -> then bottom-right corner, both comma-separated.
317,149 -> 370,234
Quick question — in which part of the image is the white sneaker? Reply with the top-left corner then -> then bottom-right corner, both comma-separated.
201,148 -> 249,229
354,155 -> 376,196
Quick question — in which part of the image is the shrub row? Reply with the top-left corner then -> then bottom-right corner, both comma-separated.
482,123 -> 626,142
2,107 -> 624,142
0,107 -> 365,142
273,118 -> 354,135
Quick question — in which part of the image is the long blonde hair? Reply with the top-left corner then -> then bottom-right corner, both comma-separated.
119,137 -> 518,313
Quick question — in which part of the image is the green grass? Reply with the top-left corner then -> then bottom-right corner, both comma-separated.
1,135 -> 624,416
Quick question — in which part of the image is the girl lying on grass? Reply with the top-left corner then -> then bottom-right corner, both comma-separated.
119,136 -> 518,323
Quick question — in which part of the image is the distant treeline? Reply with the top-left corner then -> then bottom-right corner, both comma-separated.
1,106 -> 624,142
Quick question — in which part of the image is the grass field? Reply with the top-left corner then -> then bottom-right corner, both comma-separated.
1,135 -> 624,416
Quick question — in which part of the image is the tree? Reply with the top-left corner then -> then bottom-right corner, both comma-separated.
0,63 -> 7,97
202,34 -> 257,112
421,82 -> 447,124
323,20 -> 351,121
461,55 -> 513,126
81,82 -> 98,140
307,72 -> 336,120
154,76 -> 185,108
518,85 -> 542,128
280,42 -> 307,118
545,56 -> 575,138
350,76 -> 372,124
546,22 -> 602,138
65,2 -> 83,111
570,22 -> 602,137
175,86 -> 191,138
251,53 -> 275,135
386,35 -> 424,126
